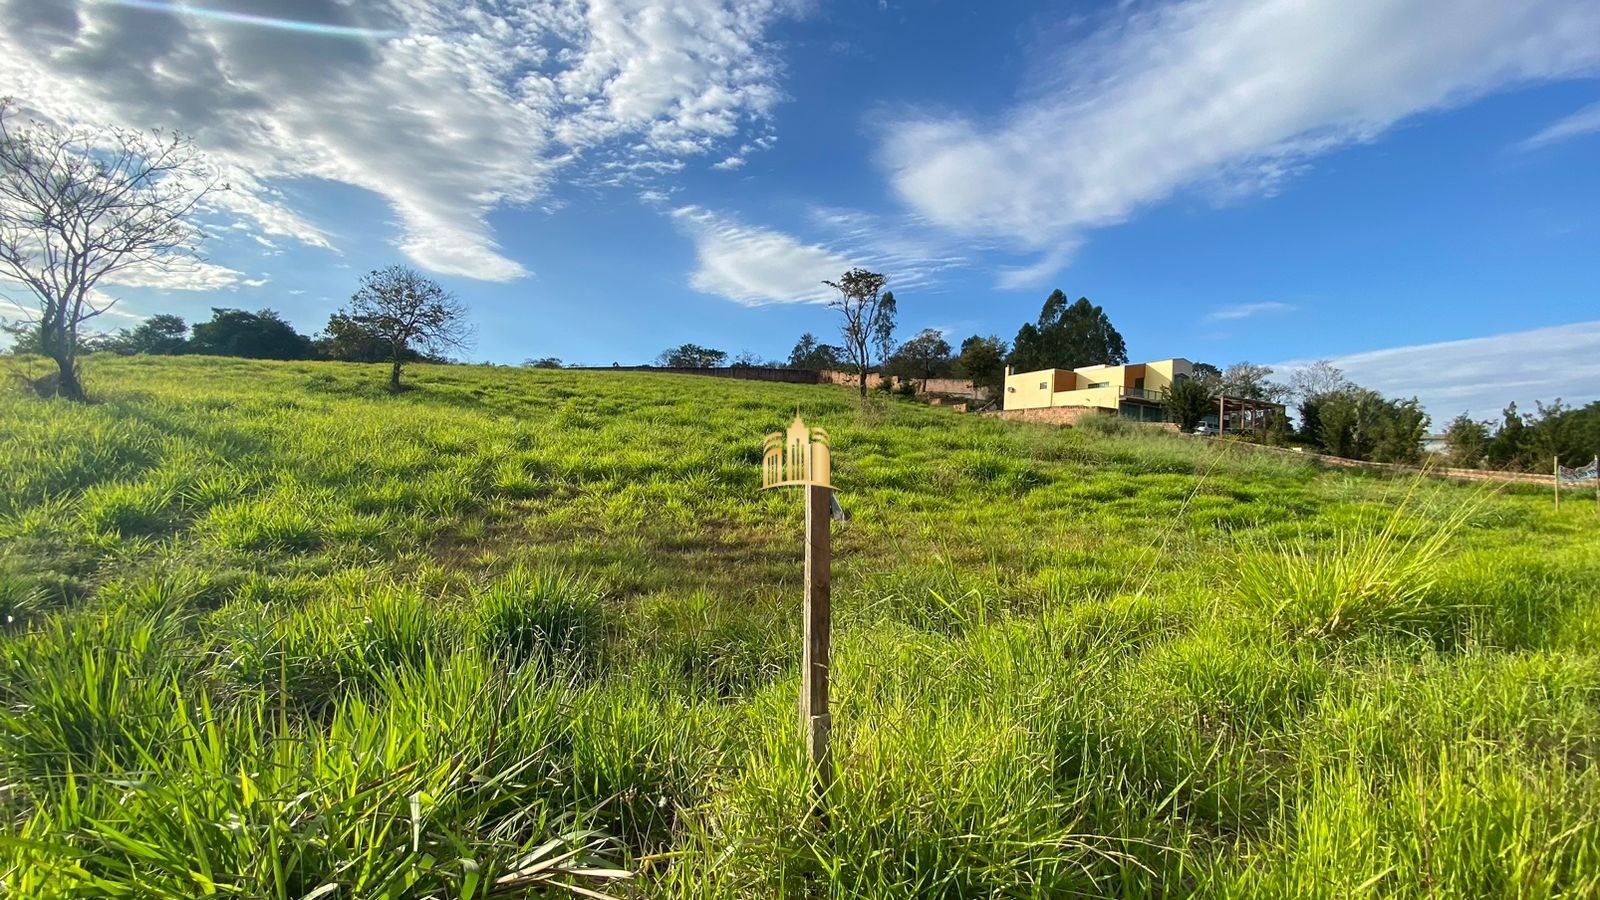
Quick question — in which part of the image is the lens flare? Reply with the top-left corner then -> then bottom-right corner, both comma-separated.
103,0 -> 402,39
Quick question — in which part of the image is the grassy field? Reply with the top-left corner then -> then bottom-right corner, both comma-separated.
1,354 -> 1597,898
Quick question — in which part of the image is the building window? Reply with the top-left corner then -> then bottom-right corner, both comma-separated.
1134,377 -> 1145,390
1039,382 -> 1048,390
1088,381 -> 1109,389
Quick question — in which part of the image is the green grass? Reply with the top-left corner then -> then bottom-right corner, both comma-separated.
0,354 -> 1597,897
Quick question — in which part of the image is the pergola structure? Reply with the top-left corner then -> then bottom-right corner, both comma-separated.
1216,395 -> 1285,436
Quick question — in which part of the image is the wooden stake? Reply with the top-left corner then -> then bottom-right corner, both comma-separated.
802,484 -> 833,812
1553,455 -> 1560,511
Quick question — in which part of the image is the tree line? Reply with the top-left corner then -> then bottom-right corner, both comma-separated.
4,264 -> 471,392
1442,400 -> 1600,474
0,102 -> 471,397
648,284 -> 1132,400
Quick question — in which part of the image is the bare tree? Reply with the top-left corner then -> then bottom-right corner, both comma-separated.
1288,359 -> 1349,402
1221,361 -> 1289,402
346,265 -> 473,391
0,100 -> 220,400
822,268 -> 895,398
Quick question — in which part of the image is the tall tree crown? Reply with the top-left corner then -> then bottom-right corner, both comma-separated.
1008,290 -> 1127,372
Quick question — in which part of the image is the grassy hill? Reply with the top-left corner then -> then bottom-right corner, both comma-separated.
2,355 -> 1597,897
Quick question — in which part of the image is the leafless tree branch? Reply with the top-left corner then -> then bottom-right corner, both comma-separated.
0,98 -> 221,399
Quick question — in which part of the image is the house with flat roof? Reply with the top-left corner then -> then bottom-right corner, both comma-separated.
1004,358 -> 1191,422
1002,358 -> 1284,431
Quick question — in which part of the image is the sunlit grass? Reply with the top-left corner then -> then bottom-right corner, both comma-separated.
0,354 -> 1593,897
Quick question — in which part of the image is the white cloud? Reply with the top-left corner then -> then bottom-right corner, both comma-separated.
670,206 -> 851,305
670,205 -> 968,305
1517,100 -> 1600,150
0,0 -> 803,281
878,0 -> 1600,283
1207,301 -> 1296,321
995,246 -> 1077,291
1275,321 -> 1600,421
711,155 -> 746,170
103,259 -> 249,292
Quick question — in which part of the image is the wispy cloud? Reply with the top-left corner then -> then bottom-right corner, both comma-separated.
102,260 -> 250,292
0,0 -> 804,281
1517,100 -> 1600,151
670,205 -> 968,305
1275,320 -> 1600,420
669,207 -> 850,306
878,0 -> 1600,285
1207,301 -> 1296,322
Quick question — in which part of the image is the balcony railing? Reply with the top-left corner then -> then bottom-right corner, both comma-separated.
1121,386 -> 1162,402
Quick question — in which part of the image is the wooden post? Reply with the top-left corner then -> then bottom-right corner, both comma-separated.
1218,396 -> 1225,434
1594,456 -> 1598,512
1553,455 -> 1560,511
802,484 -> 833,809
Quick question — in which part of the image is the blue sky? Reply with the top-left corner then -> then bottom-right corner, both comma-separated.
2,0 -> 1597,420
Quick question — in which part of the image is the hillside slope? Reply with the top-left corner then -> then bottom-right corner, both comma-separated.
1,356 -> 1597,897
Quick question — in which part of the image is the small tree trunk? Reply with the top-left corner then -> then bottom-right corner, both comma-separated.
49,352 -> 86,401
389,358 -> 403,392
858,369 -> 867,398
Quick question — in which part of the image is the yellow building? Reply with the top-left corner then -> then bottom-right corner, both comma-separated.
1002,358 -> 1194,423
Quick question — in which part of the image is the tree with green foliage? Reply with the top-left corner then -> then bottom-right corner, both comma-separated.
190,308 -> 314,360
822,268 -> 895,398
1008,290 -> 1127,373
1370,397 -> 1429,464
345,266 -> 472,391
656,343 -> 727,368
1,320 -> 42,354
1527,399 -> 1579,470
1317,387 -> 1428,462
1288,360 -> 1349,447
319,312 -> 401,364
1533,399 -> 1600,467
786,333 -> 842,370
1486,402 -> 1529,469
1442,414 -> 1490,468
114,314 -> 189,356
1191,362 -> 1223,393
884,328 -> 952,387
1162,375 -> 1215,432
1318,388 -> 1379,460
522,357 -> 563,369
955,335 -> 1009,395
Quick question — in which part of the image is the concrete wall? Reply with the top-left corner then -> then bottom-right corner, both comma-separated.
990,405 -> 1111,426
1052,386 -> 1123,410
918,376 -> 993,400
1003,369 -> 1059,409
1143,358 -> 1192,395
818,369 -> 890,390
